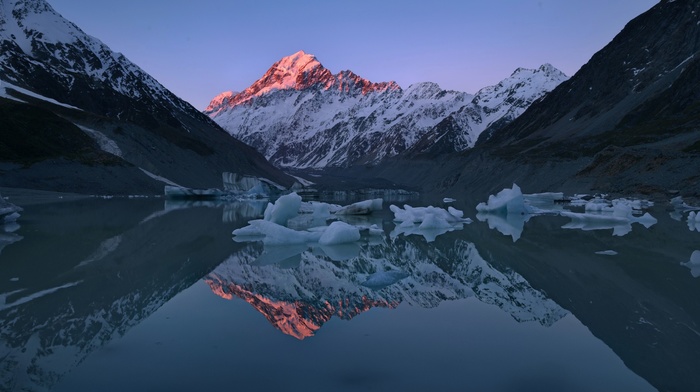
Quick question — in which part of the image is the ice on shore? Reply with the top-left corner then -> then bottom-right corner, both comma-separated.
682,251 -> 700,278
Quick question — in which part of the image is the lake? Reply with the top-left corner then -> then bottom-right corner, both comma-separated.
1,193 -> 699,392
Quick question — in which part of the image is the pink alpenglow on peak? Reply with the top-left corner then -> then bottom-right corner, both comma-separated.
204,50 -> 399,115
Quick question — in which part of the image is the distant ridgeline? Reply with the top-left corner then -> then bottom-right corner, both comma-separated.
205,50 -> 567,169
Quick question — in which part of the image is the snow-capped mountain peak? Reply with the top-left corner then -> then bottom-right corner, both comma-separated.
204,50 -> 399,115
205,53 -> 567,168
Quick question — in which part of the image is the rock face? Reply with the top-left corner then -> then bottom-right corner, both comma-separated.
0,0 -> 292,194
343,0 -> 700,198
480,0 -> 700,153
205,50 -> 566,169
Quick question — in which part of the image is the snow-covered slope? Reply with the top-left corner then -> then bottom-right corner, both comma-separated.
0,0 -> 292,193
206,51 -> 567,169
409,64 -> 569,155
205,237 -> 566,339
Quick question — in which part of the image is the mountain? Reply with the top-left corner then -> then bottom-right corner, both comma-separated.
407,63 -> 567,156
205,50 -> 566,169
454,0 -> 700,197
205,235 -> 566,340
0,0 -> 292,194
341,0 -> 700,199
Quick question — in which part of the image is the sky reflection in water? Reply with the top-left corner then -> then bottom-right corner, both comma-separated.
1,195 -> 698,391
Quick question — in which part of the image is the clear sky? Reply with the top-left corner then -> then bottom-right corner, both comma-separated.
48,0 -> 658,110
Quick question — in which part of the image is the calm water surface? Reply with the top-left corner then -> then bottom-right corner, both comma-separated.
1,195 -> 699,392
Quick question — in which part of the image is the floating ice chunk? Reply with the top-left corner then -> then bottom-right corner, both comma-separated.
362,270 -> 410,289
443,197 -> 456,203
390,204 -> 469,242
391,204 -> 470,224
233,219 -> 322,245
264,192 -> 302,226
681,250 -> 700,278
447,206 -> 464,219
560,208 -> 656,237
334,198 -> 382,215
595,250 -> 618,256
476,184 -> 529,215
318,221 -> 361,245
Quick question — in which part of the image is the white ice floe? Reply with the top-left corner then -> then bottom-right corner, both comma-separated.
560,199 -> 657,236
318,221 -> 361,245
476,184 -> 529,215
443,198 -> 456,203
595,250 -> 618,256
389,204 -> 470,242
681,250 -> 700,278
391,204 -> 468,224
475,185 -> 657,240
263,192 -> 302,226
233,219 -> 323,245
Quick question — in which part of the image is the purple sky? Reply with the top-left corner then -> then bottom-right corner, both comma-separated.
49,0 -> 658,110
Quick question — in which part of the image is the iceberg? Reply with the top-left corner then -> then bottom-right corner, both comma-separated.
318,221 -> 361,245
476,184 -> 529,215
560,199 -> 657,236
263,192 -> 302,226
389,204 -> 469,242
233,219 -> 322,245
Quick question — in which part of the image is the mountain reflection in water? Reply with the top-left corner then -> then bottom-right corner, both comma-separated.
0,197 -> 698,391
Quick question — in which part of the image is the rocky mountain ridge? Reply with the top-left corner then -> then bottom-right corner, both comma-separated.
0,0 -> 292,194
206,51 -> 567,169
